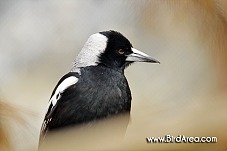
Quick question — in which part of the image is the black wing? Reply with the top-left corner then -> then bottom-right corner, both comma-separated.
39,72 -> 79,144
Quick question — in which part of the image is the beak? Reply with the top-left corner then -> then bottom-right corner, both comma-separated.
126,48 -> 160,63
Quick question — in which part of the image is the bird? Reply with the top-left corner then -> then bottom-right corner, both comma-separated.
39,30 -> 159,146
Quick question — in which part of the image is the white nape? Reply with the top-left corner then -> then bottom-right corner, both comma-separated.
73,33 -> 108,68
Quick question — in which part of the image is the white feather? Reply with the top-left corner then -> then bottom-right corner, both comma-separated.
46,76 -> 78,113
72,33 -> 108,69
70,67 -> 81,75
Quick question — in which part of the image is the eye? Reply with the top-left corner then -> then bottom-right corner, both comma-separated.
117,49 -> 125,55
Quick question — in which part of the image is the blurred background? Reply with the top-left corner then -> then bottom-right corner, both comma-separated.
0,0 -> 227,151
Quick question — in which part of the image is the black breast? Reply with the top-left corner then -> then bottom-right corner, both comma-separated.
48,65 -> 131,130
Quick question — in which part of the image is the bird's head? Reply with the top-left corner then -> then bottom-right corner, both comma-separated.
73,30 -> 159,71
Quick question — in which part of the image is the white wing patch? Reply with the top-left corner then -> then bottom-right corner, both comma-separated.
45,76 -> 78,114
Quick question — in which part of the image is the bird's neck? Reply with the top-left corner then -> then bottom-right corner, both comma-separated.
96,63 -> 125,74
71,64 -> 125,75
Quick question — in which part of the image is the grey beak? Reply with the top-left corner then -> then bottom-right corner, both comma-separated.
126,48 -> 160,63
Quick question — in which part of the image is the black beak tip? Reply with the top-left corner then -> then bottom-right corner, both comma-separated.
149,59 -> 160,64
157,61 -> 161,64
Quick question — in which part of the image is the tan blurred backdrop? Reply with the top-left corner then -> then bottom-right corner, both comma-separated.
0,0 -> 227,151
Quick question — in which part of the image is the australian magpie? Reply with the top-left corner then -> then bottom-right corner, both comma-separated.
39,30 -> 159,145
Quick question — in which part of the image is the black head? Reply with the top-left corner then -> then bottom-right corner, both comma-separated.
99,31 -> 134,70
73,30 -> 159,71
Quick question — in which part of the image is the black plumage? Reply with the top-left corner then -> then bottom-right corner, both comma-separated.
39,30 -> 159,146
45,65 -> 131,131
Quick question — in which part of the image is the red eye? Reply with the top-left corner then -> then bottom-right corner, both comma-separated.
117,49 -> 125,55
